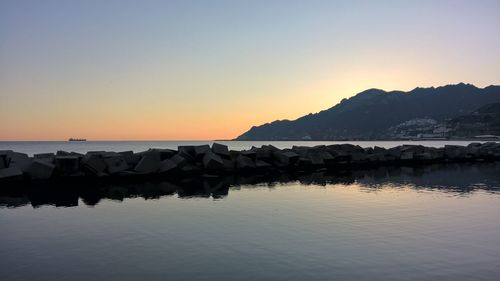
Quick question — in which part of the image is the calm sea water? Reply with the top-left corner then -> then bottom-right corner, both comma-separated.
0,140 -> 496,155
1,163 -> 500,281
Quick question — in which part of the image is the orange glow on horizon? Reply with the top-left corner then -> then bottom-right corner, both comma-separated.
1,78 -> 498,141
1,1 -> 499,141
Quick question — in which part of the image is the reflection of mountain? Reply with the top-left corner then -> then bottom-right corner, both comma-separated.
1,162 -> 499,208
236,83 -> 500,140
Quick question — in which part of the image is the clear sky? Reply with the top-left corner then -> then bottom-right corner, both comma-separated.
1,0 -> 499,140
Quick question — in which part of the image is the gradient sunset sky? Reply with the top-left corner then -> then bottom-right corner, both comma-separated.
1,0 -> 499,140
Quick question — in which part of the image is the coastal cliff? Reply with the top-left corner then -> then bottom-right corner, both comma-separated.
236,84 -> 500,140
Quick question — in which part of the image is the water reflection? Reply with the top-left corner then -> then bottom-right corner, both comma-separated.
1,162 -> 499,208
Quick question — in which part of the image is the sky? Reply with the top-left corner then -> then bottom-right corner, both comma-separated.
1,0 -> 499,140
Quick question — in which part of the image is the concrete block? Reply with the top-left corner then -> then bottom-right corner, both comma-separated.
82,154 -> 107,174
28,159 -> 55,180
229,150 -> 241,159
170,154 -> 188,166
149,148 -> 177,160
56,150 -> 71,156
467,142 -> 482,149
255,159 -> 272,169
194,145 -> 211,159
236,155 -> 255,169
373,146 -> 386,154
102,151 -> 121,158
384,154 -> 397,162
366,154 -> 378,162
0,153 -> 7,169
0,166 -> 23,180
178,146 -> 196,157
87,151 -> 106,154
0,150 -> 13,167
402,145 -> 427,155
307,151 -> 325,166
202,152 -> 224,170
134,153 -> 161,174
465,145 -> 481,157
222,159 -> 235,170
118,150 -> 134,158
104,156 -> 129,174
177,147 -> 196,163
327,144 -> 364,154
332,152 -> 352,163
70,152 -> 84,157
372,153 -> 387,162
158,159 -> 178,174
400,151 -> 414,160
255,145 -> 279,160
273,150 -> 299,166
179,163 -> 201,173
350,152 -> 367,163
34,153 -> 55,163
212,143 -> 230,159
55,155 -> 80,174
296,157 -> 313,167
10,152 -> 32,172
415,152 -> 433,160
241,150 -> 257,160
118,151 -> 141,166
388,147 -> 402,158
292,146 -> 310,157
444,145 -> 466,159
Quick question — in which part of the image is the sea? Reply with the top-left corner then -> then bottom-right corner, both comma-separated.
1,140 -> 500,281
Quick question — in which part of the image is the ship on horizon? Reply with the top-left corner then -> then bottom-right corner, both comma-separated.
68,138 -> 87,141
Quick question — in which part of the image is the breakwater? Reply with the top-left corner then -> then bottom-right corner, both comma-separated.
1,142 -> 500,183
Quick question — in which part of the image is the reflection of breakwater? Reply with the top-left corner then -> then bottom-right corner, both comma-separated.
1,142 -> 500,184
1,162 -> 499,208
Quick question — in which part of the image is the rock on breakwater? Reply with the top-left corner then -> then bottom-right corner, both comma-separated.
1,142 -> 500,183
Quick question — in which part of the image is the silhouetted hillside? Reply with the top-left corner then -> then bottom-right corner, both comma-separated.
235,83 -> 500,140
448,102 -> 500,137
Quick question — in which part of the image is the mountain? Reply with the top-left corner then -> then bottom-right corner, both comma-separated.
447,102 -> 500,137
235,83 -> 500,140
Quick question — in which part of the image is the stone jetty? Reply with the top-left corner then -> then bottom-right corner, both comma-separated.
1,142 -> 499,183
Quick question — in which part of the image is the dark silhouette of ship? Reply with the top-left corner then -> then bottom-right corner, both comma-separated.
68,138 -> 87,141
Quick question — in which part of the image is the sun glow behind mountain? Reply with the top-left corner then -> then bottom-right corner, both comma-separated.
1,0 -> 499,140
